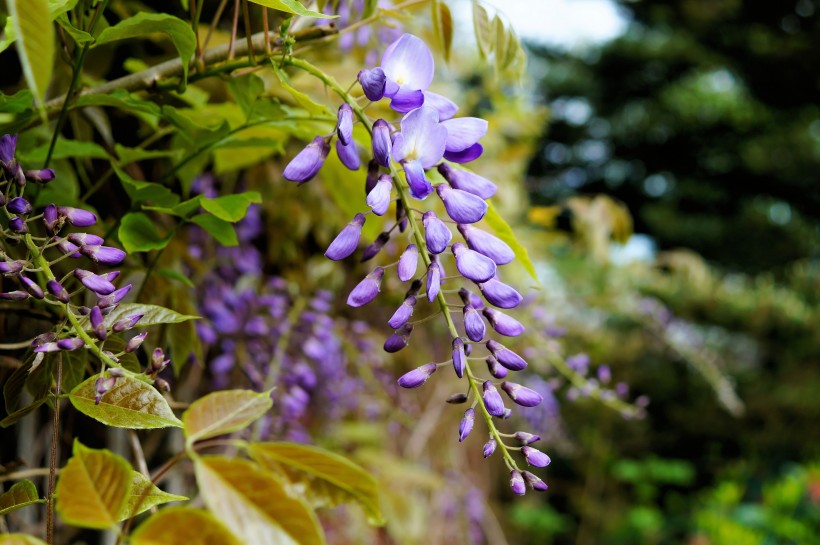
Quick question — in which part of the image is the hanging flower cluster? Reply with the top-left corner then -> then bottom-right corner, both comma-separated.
282,35 -> 550,494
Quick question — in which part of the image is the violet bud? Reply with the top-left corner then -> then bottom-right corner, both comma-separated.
56,239 -> 82,258
482,307 -> 525,337
422,211 -> 452,254
510,470 -> 526,496
9,216 -> 27,233
74,269 -> 116,295
522,446 -> 551,468
426,256 -> 442,302
112,314 -> 143,333
57,337 -> 84,351
154,378 -> 171,392
447,393 -> 469,404
482,381 -> 505,417
462,305 -> 486,342
372,119 -> 392,166
452,337 -> 467,378
484,439 -> 497,458
366,174 -> 393,216
486,356 -> 508,379
336,104 -> 354,146
283,136 -> 330,184
436,184 -> 488,224
514,431 -> 541,445
6,197 -> 32,215
0,260 -> 24,275
478,276 -> 523,309
384,323 -> 413,353
24,168 -> 56,183
437,163 -> 497,200
361,231 -> 390,262
80,245 -> 127,265
90,306 -> 107,340
335,138 -> 361,171
397,244 -> 419,282
452,242 -> 496,283
365,159 -> 380,195
325,213 -> 365,261
97,284 -> 132,308
125,331 -> 148,353
397,362 -> 437,389
0,134 -> 17,166
108,367 -> 125,377
19,276 -> 44,299
523,471 -> 548,492
43,204 -> 59,234
458,287 -> 484,309
94,376 -> 117,404
358,67 -> 387,101
33,342 -> 59,352
347,267 -> 384,307
0,291 -> 29,301
457,223 -> 515,265
67,233 -> 105,246
597,365 -> 612,384
388,295 -> 416,329
151,348 -> 169,373
58,206 -> 97,227
487,340 -> 528,371
458,408 -> 475,442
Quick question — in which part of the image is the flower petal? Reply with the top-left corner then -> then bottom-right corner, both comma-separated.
444,143 -> 484,163
381,34 -> 434,91
442,117 -> 488,152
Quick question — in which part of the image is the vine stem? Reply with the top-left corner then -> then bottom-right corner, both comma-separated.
46,352 -> 62,545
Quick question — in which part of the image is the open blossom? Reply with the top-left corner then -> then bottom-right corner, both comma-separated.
392,106 -> 448,199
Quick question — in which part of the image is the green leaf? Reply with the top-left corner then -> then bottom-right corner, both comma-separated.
183,390 -> 273,445
195,456 -> 326,545
191,214 -> 238,246
0,480 -> 45,516
432,0 -> 453,63
228,74 -> 265,118
55,14 -> 94,45
6,0 -> 54,117
0,89 -> 33,113
19,139 -> 108,164
249,442 -> 384,526
55,441 -> 133,529
0,398 -> 47,428
248,0 -> 337,19
492,14 -> 506,72
200,192 -> 261,223
69,374 -> 183,429
0,535 -> 48,545
119,212 -> 173,253
273,66 -> 332,117
75,89 -> 163,118
60,349 -> 88,394
113,164 -> 180,207
115,144 -> 180,165
96,303 -> 199,328
144,195 -> 203,218
472,2 -> 492,59
157,268 -> 195,288
132,508 -> 242,545
117,471 -> 188,521
483,201 -> 540,287
93,13 -> 196,85
3,355 -> 32,414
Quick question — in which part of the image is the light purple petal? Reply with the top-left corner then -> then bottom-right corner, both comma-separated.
478,275 -> 523,308
358,68 -> 386,101
381,34 -> 434,91
347,267 -> 384,307
336,104 -> 354,146
372,119 -> 392,167
394,106 -> 447,169
325,213 -> 365,260
397,244 -> 419,281
284,136 -> 330,183
442,117 -> 488,152
437,184 -> 488,224
403,159 -> 433,200
422,211 -> 452,254
389,86 -> 425,113
423,91 -> 459,120
458,223 -> 514,265
438,163 -> 498,199
335,138 -> 361,171
366,174 -> 392,215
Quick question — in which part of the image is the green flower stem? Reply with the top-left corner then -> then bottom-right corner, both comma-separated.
286,57 -> 521,472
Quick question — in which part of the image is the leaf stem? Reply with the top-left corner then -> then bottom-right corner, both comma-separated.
46,352 -> 62,545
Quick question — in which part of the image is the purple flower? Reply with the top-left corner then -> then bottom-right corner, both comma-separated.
0,134 -> 16,166
482,380 -> 505,417
380,34 -> 434,112
9,216 -> 27,233
388,295 -> 416,329
57,338 -> 84,351
397,362 -> 437,388
510,470 -> 526,496
0,290 -> 29,301
483,438 -> 497,458
422,90 -> 458,120
521,446 -> 551,467
19,276 -> 43,299
358,67 -> 387,101
458,408 -> 475,442
97,284 -> 132,308
56,240 -> 82,258
366,174 -> 392,216
336,104 -> 354,146
463,304 -> 486,342
397,244 -> 419,281
67,233 -> 105,246
58,206 -> 97,227
452,337 -> 466,378
438,163 -> 497,200
597,365 -> 612,384
43,204 -> 59,234
80,245 -> 126,265
522,471 -> 548,492
33,341 -> 59,352
457,223 -> 514,265
0,260 -> 23,275
422,211 -> 452,254
452,242 -> 496,283
46,280 -> 70,303
24,168 -> 55,183
514,432 -> 541,445
90,306 -> 107,340
436,184 -> 488,224
482,307 -> 524,336
486,356 -> 508,379
347,267 -> 384,307
392,107 -> 448,199
444,143 -> 484,163
442,117 -> 488,156
477,276 -> 523,309
384,323 -> 413,353
283,136 -> 330,184
372,119 -> 392,166
125,331 -> 148,352
486,340 -> 528,371
365,159 -> 380,195
112,314 -> 143,332
325,213 -> 365,261
6,197 -> 31,215
361,232 -> 390,262
74,269 -> 116,295
426,255 -> 442,302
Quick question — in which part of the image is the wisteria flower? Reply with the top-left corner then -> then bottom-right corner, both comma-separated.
392,106 -> 448,199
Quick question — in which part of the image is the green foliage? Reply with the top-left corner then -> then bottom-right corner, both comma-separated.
131,508 -> 243,545
248,0 -> 338,19
183,389 -> 273,445
4,0 -> 54,116
119,212 -> 173,252
0,480 -> 44,515
484,201 -> 540,286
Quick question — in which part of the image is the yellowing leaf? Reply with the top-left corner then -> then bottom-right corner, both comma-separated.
0,535 -> 48,545
249,442 -> 384,526
55,441 -> 133,529
117,471 -> 188,521
132,508 -> 242,545
70,374 -> 183,429
248,0 -> 337,19
432,1 -> 453,63
273,66 -> 332,117
195,456 -> 325,545
472,2 -> 492,59
183,389 -> 272,445
483,201 -> 540,287
0,480 -> 44,516
6,0 -> 55,117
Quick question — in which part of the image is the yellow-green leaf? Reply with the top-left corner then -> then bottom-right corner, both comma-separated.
183,389 -> 272,445
195,456 -> 325,545
432,1 -> 453,63
55,441 -> 133,529
200,191 -> 262,222
69,374 -> 183,429
117,471 -> 188,521
0,480 -> 45,516
248,0 -> 337,19
483,201 -> 540,286
191,214 -> 238,246
6,0 -> 55,117
0,535 -> 48,545
492,14 -> 506,72
273,65 -> 332,117
132,508 -> 242,545
472,2 -> 492,60
248,442 -> 384,526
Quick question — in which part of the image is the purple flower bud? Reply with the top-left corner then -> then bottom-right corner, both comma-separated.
462,304 -> 486,342
397,244 -> 419,282
397,362 -> 437,388
108,367 -> 125,377
510,470 -> 527,496
452,242 -> 496,283
436,184 -> 487,224
336,104 -> 354,146
0,134 -> 17,165
9,216 -> 27,233
361,231 -> 390,262
335,138 -> 361,171
388,296 -> 416,329
67,233 -> 105,246
457,223 -> 514,265
478,276 -> 523,309
125,331 -> 148,352
283,136 -> 330,184
422,211 -> 452,254
486,356 -> 508,379
74,269 -> 116,295
458,408 -> 475,442
94,376 -> 117,404
521,446 -> 551,467
482,307 -> 525,336
366,174 -> 392,216
33,342 -> 60,352
358,67 -> 387,101
58,206 -> 97,227
90,306 -> 107,340
372,119 -> 392,166
97,284 -> 132,308
597,365 -> 612,384
482,381 -> 505,417
19,276 -> 43,299
43,204 -> 59,234
487,340 -> 528,371
154,378 -> 171,392
444,142 -> 484,163
426,256 -> 442,302
365,159 -> 380,195
24,168 -> 56,183
636,395 -> 650,408
347,267 -> 384,307
447,393 -> 469,404
57,337 -> 85,351
514,431 -> 541,445
522,471 -> 548,492
151,348 -> 169,373
384,323 -> 413,353
452,337 -> 467,378
0,260 -> 24,275
325,213 -> 365,261
56,239 -> 82,258
437,163 -> 497,200
80,245 -> 127,265
0,291 -> 29,301
458,287 -> 484,309
6,197 -> 32,215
